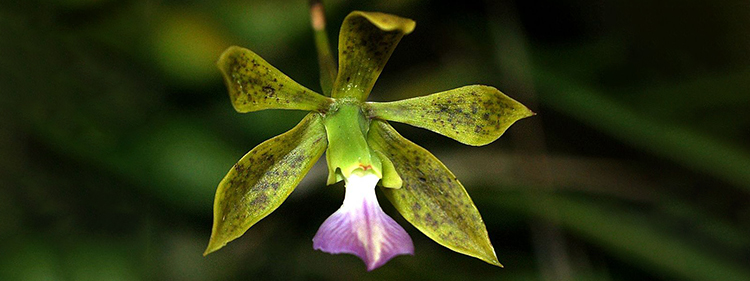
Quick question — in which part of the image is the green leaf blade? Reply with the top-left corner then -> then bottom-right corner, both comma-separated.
367,120 -> 501,266
217,46 -> 332,113
332,11 -> 415,101
368,85 -> 533,146
204,113 -> 327,255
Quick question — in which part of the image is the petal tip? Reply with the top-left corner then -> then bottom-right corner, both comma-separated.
351,11 -> 416,34
521,106 -> 536,118
472,244 -> 503,268
203,236 -> 225,256
485,254 -> 503,268
216,45 -> 241,66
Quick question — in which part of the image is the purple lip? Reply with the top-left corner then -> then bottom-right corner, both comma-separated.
313,173 -> 414,271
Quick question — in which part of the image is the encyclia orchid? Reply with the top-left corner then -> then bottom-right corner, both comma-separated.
204,9 -> 533,271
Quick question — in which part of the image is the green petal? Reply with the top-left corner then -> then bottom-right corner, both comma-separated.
332,11 -> 415,101
368,85 -> 534,146
373,149 -> 402,188
367,120 -> 502,267
218,46 -> 332,113
204,113 -> 327,255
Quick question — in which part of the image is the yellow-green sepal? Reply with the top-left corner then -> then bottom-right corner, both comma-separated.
204,113 -> 327,255
218,46 -> 332,113
332,11 -> 416,101
367,85 -> 534,146
367,120 -> 502,267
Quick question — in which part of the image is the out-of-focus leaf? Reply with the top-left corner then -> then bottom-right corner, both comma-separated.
534,70 -> 750,193
0,239 -> 60,280
488,192 -> 750,281
367,120 -> 501,267
630,70 -> 750,118
332,11 -> 415,101
205,113 -> 327,255
212,0 -> 336,57
152,8 -> 230,86
217,46 -> 332,113
661,200 -> 750,251
367,85 -> 533,146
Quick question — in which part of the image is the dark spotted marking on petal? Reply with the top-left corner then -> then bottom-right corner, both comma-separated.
217,46 -> 331,113
332,12 -> 415,101
367,120 -> 502,266
368,85 -> 533,146
205,113 -> 328,255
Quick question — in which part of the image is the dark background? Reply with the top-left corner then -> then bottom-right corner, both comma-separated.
1,0 -> 749,280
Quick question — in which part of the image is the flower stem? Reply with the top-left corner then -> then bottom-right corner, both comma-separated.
309,0 -> 337,95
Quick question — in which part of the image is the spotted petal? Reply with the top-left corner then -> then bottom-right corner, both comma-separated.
332,11 -> 415,101
218,46 -> 332,113
313,171 -> 413,271
367,85 -> 534,146
205,113 -> 327,255
367,120 -> 502,266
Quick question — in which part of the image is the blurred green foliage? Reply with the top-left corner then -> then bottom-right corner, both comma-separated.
1,0 -> 748,280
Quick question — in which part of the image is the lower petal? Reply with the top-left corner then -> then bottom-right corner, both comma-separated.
313,174 -> 413,271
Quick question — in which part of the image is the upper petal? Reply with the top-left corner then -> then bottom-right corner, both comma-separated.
204,113 -> 328,255
332,11 -> 415,101
218,46 -> 332,113
367,120 -> 502,267
367,85 -> 534,146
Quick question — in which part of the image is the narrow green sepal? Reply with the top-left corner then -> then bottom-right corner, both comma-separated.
218,46 -> 333,113
367,120 -> 502,267
332,11 -> 416,101
204,113 -> 327,255
367,85 -> 534,146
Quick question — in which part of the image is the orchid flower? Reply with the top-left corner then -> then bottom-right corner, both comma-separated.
204,9 -> 533,271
